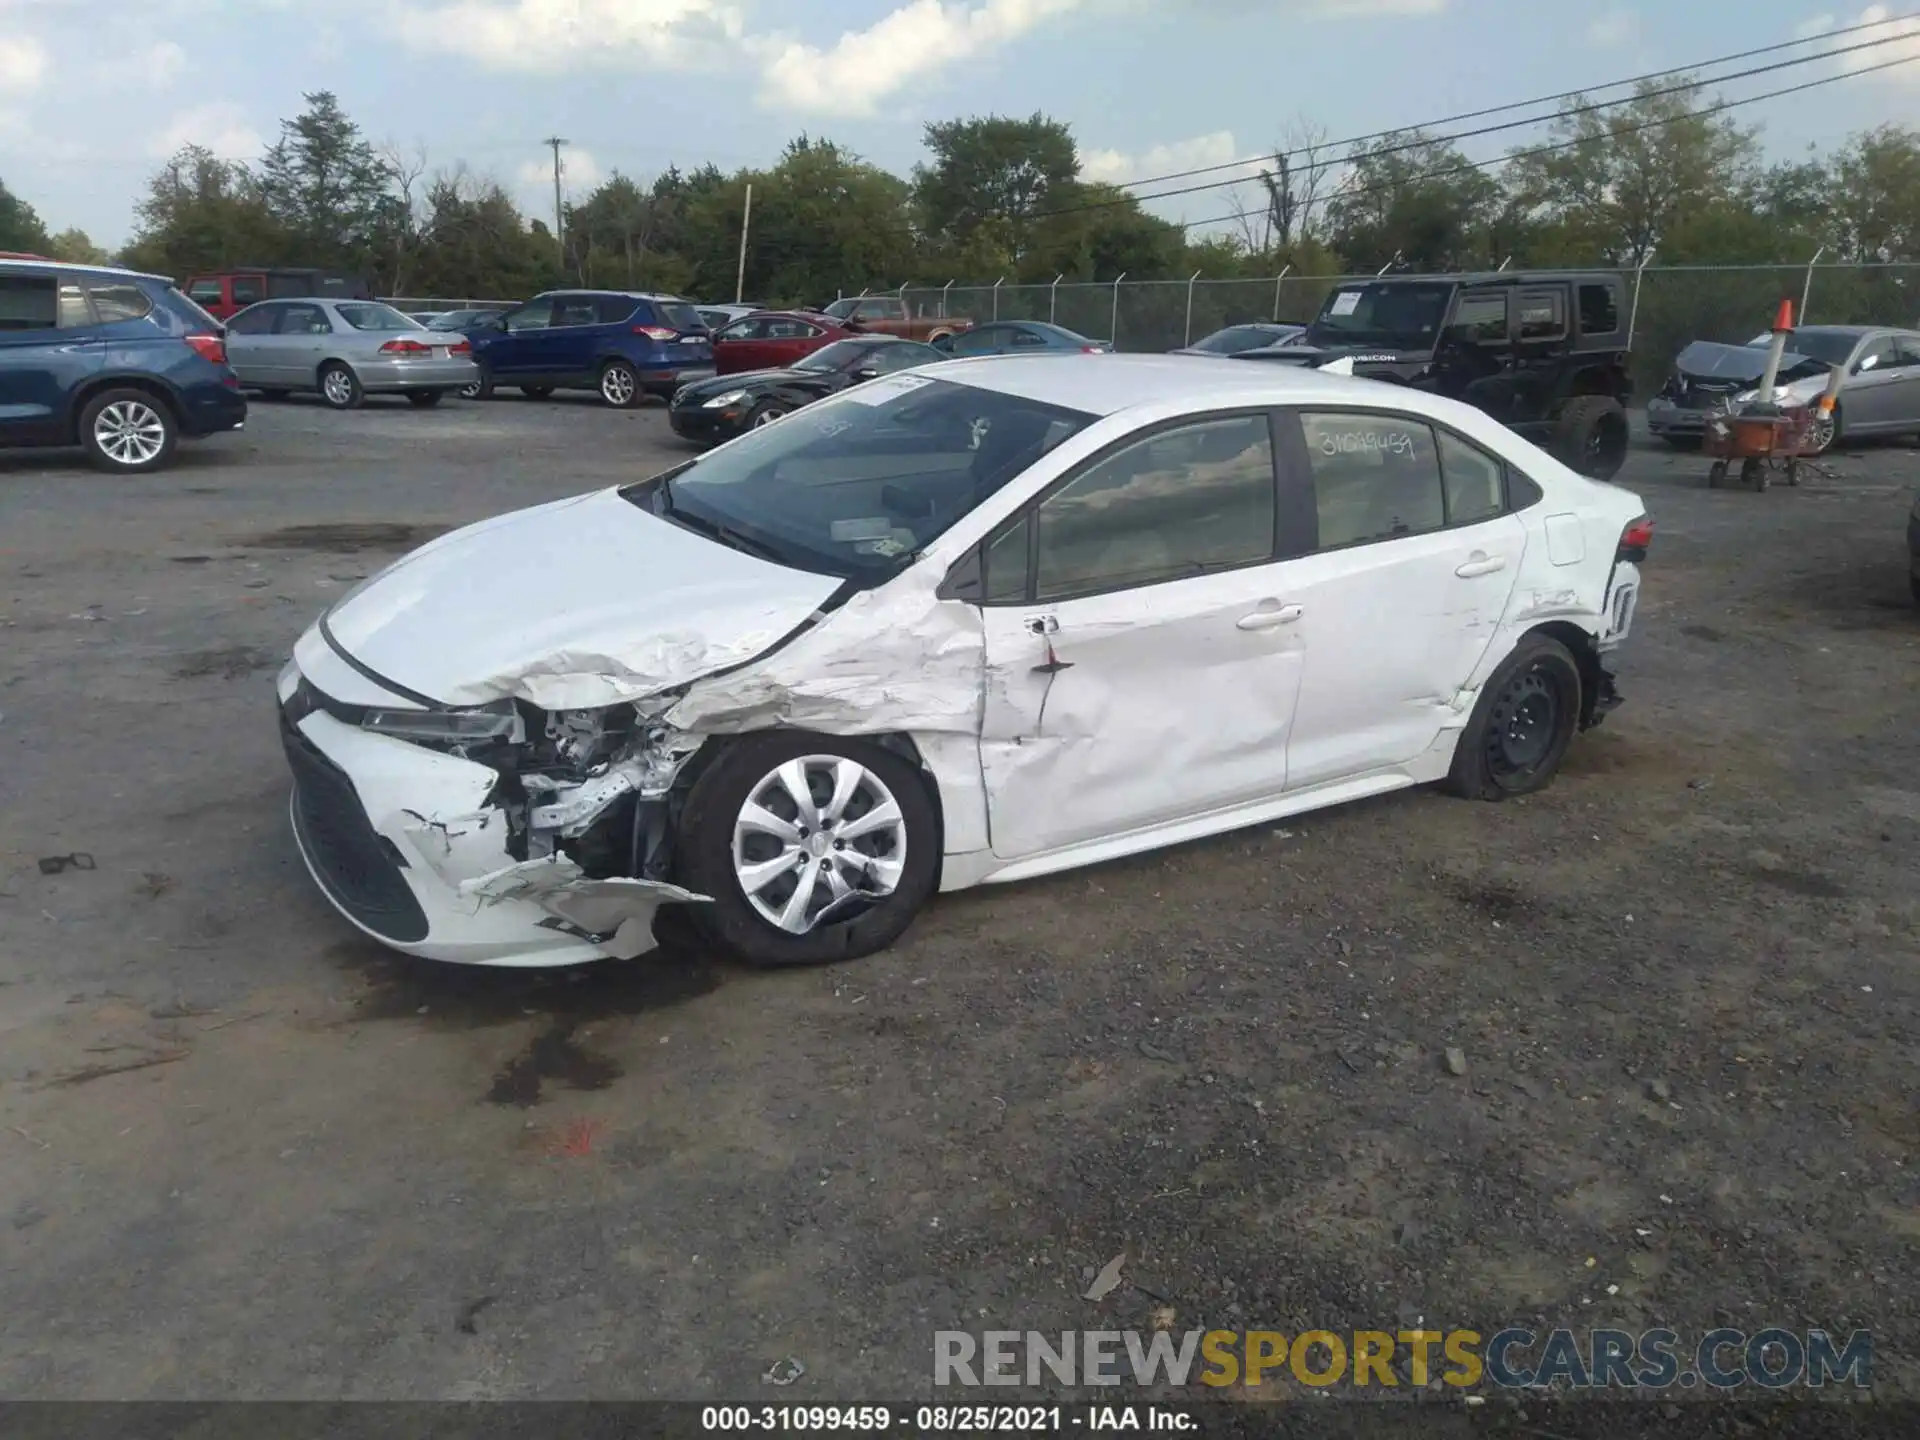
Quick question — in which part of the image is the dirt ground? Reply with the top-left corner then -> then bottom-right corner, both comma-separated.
1,391 -> 1916,1405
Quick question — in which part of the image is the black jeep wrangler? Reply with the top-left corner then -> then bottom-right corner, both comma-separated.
1238,271 -> 1633,480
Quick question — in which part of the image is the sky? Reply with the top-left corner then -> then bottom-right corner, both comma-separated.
1,0 -> 1918,249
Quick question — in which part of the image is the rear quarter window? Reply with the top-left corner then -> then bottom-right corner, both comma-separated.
166,287 -> 222,330
87,282 -> 155,323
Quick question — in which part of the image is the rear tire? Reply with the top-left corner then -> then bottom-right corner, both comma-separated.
1553,395 -> 1629,480
407,390 -> 443,408
78,389 -> 178,474
676,732 -> 941,967
461,368 -> 493,401
318,362 -> 364,410
1447,634 -> 1583,801
599,360 -> 640,408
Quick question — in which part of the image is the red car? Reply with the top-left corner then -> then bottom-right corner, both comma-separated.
711,309 -> 854,375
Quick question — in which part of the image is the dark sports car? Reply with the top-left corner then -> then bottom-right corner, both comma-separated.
668,336 -> 944,442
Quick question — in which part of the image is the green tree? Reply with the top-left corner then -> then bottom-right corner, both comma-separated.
1832,125 -> 1920,262
402,169 -> 557,301
914,114 -> 1080,267
258,91 -> 397,271
0,176 -> 50,253
47,227 -> 110,264
1326,130 -> 1503,272
122,146 -> 288,276
1504,77 -> 1757,266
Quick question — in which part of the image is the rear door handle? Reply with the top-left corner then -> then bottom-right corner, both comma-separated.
1237,604 -> 1303,631
1455,555 -> 1506,578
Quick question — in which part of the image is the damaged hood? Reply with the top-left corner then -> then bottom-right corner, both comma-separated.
1673,340 -> 1822,383
321,487 -> 842,711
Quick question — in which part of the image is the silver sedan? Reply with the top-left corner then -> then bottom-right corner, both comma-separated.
224,298 -> 481,409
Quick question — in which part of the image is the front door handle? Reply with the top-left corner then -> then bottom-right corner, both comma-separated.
1455,555 -> 1506,578
1237,604 -> 1303,631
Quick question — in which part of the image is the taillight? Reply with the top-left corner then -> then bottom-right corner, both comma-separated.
184,332 -> 226,365
634,325 -> 678,340
380,338 -> 431,355
1617,515 -> 1653,563
447,340 -> 472,355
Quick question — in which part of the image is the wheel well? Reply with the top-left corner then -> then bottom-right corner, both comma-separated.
1525,620 -> 1607,727
66,376 -> 179,441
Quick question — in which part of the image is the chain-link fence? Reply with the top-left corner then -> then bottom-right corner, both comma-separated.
842,265 -> 1920,398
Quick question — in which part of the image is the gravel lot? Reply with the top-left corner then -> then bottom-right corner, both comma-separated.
2,389 -> 1917,1406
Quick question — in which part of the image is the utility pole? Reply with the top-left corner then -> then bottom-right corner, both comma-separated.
734,183 -> 753,304
542,136 -> 567,265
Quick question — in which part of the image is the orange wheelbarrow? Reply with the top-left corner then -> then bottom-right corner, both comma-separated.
1702,399 -> 1826,492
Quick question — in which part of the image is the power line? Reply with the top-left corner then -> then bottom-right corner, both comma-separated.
1033,22 -> 1920,224
1095,8 -> 1920,197
1150,49 -> 1920,238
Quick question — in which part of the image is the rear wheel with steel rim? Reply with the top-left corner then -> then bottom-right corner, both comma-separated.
678,732 -> 941,966
79,389 -> 177,474
599,360 -> 639,408
460,368 -> 493,400
1448,634 -> 1583,800
747,400 -> 785,428
318,362 -> 364,410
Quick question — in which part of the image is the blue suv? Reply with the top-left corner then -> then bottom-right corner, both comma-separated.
462,290 -> 712,406
0,259 -> 247,473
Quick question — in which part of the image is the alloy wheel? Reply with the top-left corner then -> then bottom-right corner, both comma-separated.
601,365 -> 636,406
92,400 -> 167,467
752,405 -> 784,427
323,369 -> 357,406
731,756 -> 908,934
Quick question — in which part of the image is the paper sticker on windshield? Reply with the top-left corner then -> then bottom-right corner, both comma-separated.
863,537 -> 910,557
843,373 -> 934,406
1329,290 -> 1362,317
830,517 -> 892,542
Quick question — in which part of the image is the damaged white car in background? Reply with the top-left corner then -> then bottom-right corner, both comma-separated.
277,353 -> 1651,968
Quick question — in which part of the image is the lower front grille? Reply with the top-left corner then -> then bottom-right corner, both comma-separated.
281,708 -> 430,943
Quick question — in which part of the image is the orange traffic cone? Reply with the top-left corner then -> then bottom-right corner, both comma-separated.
1772,298 -> 1794,332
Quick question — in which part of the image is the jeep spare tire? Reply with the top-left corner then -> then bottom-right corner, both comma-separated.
1553,395 -> 1629,481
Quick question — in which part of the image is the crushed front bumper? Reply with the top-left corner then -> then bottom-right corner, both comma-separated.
278,666 -> 702,967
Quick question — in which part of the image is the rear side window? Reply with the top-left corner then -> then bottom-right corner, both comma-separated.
335,302 -> 418,332
598,295 -> 640,324
1516,289 -> 1566,341
1300,412 -> 1446,548
718,318 -> 763,341
1031,414 -> 1278,601
0,273 -> 58,330
230,275 -> 266,306
280,303 -> 332,335
1578,283 -> 1619,335
88,282 -> 154,323
551,295 -> 599,327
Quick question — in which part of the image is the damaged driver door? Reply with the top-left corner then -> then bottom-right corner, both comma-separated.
972,412 -> 1310,861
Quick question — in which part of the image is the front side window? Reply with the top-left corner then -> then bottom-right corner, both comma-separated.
1300,412 -> 1446,548
1031,415 -> 1277,602
861,344 -> 932,376
949,327 -> 1001,356
334,302 -> 420,332
226,304 -> 281,336
766,318 -> 822,340
1855,336 -> 1896,373
1450,292 -> 1509,343
855,298 -> 902,321
796,339 -> 873,372
623,377 -> 1094,582
505,299 -> 554,332
0,273 -> 57,330
229,275 -> 266,306
717,318 -> 763,341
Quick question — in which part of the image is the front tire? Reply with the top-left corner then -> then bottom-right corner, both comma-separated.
1553,395 -> 1629,480
1448,634 -> 1583,801
1804,405 -> 1839,456
407,390 -> 444,408
676,732 -> 941,967
461,369 -> 493,401
599,360 -> 640,408
318,362 -> 364,410
79,389 -> 177,474
746,400 -> 786,428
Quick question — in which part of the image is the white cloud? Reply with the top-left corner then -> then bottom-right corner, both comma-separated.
756,0 -> 1088,117
1081,131 -> 1261,189
0,33 -> 50,91
140,40 -> 186,88
1796,12 -> 1836,38
1833,5 -> 1920,82
393,0 -> 742,70
148,102 -> 265,161
1586,6 -> 1638,46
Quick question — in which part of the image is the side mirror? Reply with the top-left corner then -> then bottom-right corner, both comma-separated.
853,366 -> 880,381
1854,354 -> 1877,374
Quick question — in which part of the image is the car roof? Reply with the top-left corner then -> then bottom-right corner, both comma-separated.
1790,324 -> 1875,338
745,309 -> 839,322
1353,271 -> 1619,288
930,352 -> 1439,418
0,257 -> 168,282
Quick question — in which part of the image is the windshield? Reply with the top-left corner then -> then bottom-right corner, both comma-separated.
1192,325 -> 1290,355
1306,283 -> 1452,348
336,302 -> 423,332
795,339 -> 869,372
621,376 -> 1095,581
820,299 -> 858,320
1778,329 -> 1860,365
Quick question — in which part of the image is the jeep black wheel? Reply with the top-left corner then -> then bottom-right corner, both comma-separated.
1553,395 -> 1629,480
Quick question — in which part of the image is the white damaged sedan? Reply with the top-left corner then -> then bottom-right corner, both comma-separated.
278,355 -> 1651,968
